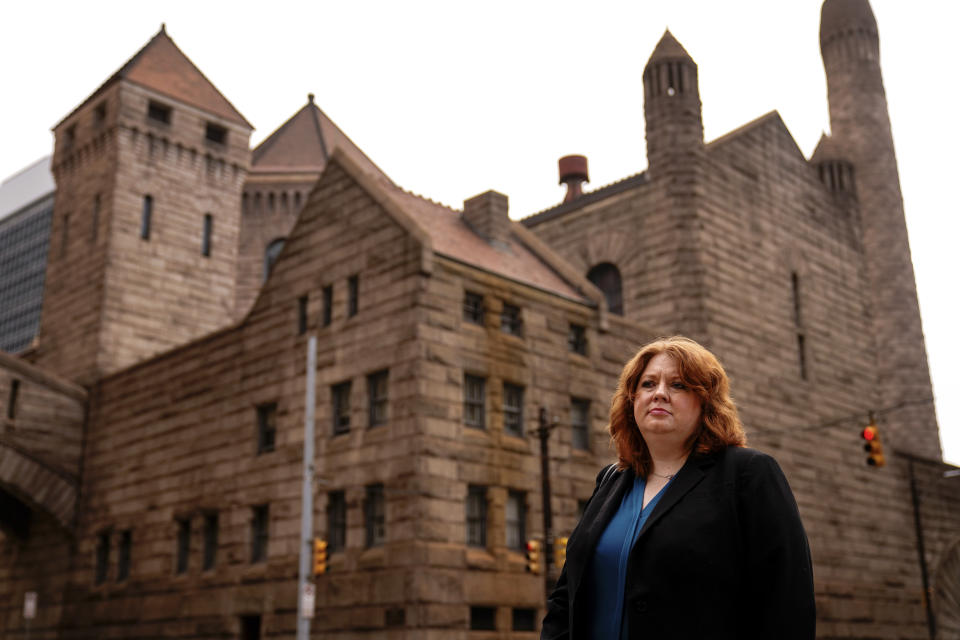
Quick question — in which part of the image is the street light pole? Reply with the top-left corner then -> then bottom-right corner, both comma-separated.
537,407 -> 555,598
296,336 -> 317,640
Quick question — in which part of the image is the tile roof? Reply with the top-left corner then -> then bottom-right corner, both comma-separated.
57,26 -> 251,129
521,172 -> 649,228
251,95 -> 390,181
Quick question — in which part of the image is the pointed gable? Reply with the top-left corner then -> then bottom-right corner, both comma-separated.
251,95 -> 390,181
57,26 -> 250,129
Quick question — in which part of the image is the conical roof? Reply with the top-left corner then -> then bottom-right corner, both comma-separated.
251,95 -> 390,182
820,0 -> 877,44
646,29 -> 694,66
57,26 -> 250,129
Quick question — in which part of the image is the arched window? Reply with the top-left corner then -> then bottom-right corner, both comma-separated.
587,263 -> 623,315
263,237 -> 286,281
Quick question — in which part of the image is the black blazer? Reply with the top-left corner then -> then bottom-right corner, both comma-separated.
542,447 -> 815,640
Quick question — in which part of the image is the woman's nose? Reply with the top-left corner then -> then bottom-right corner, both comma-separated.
653,381 -> 669,400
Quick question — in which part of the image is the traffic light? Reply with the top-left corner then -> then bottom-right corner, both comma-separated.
313,537 -> 328,575
525,539 -> 542,574
861,421 -> 886,467
553,536 -> 568,568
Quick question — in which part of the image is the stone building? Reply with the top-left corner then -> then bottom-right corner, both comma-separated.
1,1 -> 959,638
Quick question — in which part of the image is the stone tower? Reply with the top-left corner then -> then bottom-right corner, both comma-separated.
34,27 -> 252,384
820,0 -> 941,459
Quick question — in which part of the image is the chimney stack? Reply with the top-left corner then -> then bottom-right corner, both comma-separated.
463,190 -> 511,246
558,155 -> 589,203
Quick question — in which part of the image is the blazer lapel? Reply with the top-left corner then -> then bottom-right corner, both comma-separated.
635,452 -> 714,540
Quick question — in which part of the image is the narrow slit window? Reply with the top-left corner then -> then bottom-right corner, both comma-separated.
327,491 -> 346,553
322,285 -> 333,327
91,194 -> 100,244
368,370 -> 389,427
256,403 -> 277,454
95,531 -> 110,584
141,195 -> 153,240
332,381 -> 351,435
176,518 -> 190,574
202,214 -> 213,257
251,504 -> 269,563
117,530 -> 131,581
348,275 -> 359,317
202,513 -> 218,570
297,295 -> 308,335
8,379 -> 20,420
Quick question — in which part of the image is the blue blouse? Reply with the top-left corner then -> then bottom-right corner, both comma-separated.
583,474 -> 672,639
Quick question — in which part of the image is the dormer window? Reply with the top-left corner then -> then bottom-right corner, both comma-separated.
148,101 -> 171,125
205,122 -> 227,145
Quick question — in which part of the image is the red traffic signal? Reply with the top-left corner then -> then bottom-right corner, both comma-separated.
861,422 -> 885,467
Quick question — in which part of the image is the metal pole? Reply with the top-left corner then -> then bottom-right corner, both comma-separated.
907,458 -> 936,640
296,336 -> 317,640
538,407 -> 554,598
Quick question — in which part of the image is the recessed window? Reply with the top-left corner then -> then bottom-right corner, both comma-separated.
571,397 -> 590,451
348,275 -> 359,317
506,491 -> 526,551
368,370 -> 389,427
251,504 -> 269,563
332,381 -> 351,435
512,608 -> 536,631
503,383 -> 524,437
202,214 -> 213,257
568,323 -> 587,355
365,484 -> 385,548
587,263 -> 623,315
297,295 -> 308,335
263,238 -> 285,281
148,101 -> 172,125
466,485 -> 487,547
463,374 -> 486,429
240,615 -> 261,640
256,403 -> 277,454
205,122 -> 228,145
385,608 -> 406,627
463,291 -> 484,325
117,530 -> 131,581
7,379 -> 20,420
470,606 -> 496,631
500,303 -> 522,336
175,518 -> 190,574
141,195 -> 153,240
327,491 -> 346,553
94,101 -> 107,127
94,531 -> 110,584
322,285 -> 333,327
91,194 -> 100,244
202,513 -> 218,570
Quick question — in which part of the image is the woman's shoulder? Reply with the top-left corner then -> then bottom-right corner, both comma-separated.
717,446 -> 785,476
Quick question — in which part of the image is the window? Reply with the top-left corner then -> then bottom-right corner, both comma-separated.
202,214 -> 213,257
64,125 -> 76,149
506,491 -> 526,551
385,607 -> 406,627
571,397 -> 590,451
365,484 -> 385,547
503,383 -> 524,437
95,531 -> 110,584
322,285 -> 333,326
297,295 -> 308,335
205,122 -> 227,145
568,323 -> 587,355
240,615 -> 261,640
256,403 -> 277,454
797,333 -> 808,381
91,194 -> 100,243
463,374 -> 486,429
332,382 -> 351,435
141,195 -> 153,240
148,101 -> 171,124
348,275 -> 359,317
463,291 -> 484,325
117,530 -> 131,581
500,303 -> 522,336
470,606 -> 496,631
202,513 -> 218,570
176,518 -> 190,574
60,213 -> 70,258
327,491 -> 346,553
251,504 -> 269,563
7,379 -> 19,420
587,263 -> 624,315
791,272 -> 807,380
94,101 -> 107,127
368,370 -> 389,427
466,485 -> 487,547
512,608 -> 537,631
263,238 -> 285,281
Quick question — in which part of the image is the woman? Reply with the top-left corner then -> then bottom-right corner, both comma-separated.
542,336 -> 815,639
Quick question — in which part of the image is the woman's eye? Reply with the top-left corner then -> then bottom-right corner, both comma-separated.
671,382 -> 686,390
639,380 -> 655,388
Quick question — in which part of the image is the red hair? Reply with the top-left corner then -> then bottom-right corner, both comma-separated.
609,336 -> 746,476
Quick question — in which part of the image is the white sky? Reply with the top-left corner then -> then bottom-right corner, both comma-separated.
2,1 -> 957,465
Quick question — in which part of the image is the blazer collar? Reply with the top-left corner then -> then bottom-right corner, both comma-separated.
636,450 -> 717,540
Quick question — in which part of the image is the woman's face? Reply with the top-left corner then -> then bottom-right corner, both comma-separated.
632,352 -> 703,447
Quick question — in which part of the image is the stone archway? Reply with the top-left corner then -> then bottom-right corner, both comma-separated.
0,444 -> 77,531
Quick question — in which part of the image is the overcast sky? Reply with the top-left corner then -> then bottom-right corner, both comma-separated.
2,1 -> 957,464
